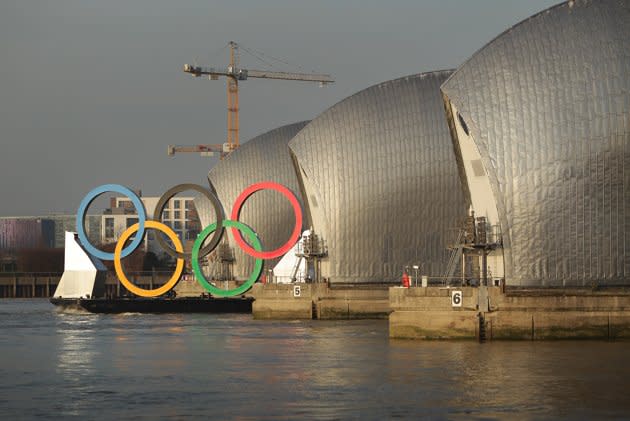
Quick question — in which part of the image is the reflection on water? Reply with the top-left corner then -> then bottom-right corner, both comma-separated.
55,314 -> 100,417
57,317 -> 99,377
2,299 -> 630,420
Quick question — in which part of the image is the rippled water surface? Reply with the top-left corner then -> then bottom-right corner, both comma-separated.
2,299 -> 630,420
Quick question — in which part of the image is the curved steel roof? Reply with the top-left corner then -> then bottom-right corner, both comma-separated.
442,0 -> 630,286
196,121 -> 309,280
289,71 -> 468,283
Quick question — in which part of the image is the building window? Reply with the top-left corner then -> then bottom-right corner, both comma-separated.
186,209 -> 198,220
125,217 -> 139,240
174,211 -> 181,220
185,200 -> 194,210
118,199 -> 132,209
163,210 -> 170,220
174,200 -> 181,209
105,218 -> 114,238
173,221 -> 182,230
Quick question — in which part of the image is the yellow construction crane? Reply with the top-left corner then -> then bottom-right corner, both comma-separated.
168,41 -> 334,158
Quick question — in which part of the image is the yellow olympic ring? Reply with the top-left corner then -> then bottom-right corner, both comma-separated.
114,221 -> 184,297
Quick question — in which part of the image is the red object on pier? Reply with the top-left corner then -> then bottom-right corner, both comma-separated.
402,272 -> 410,288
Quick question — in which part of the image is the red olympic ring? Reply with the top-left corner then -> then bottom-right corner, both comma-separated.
230,181 -> 303,259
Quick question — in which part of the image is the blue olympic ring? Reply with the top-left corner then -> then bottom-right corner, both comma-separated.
76,184 -> 147,261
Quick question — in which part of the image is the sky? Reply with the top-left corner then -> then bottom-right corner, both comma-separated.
0,0 -> 558,216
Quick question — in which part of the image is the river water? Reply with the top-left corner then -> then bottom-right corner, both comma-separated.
2,299 -> 630,420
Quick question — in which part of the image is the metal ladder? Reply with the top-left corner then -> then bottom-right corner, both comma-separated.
444,229 -> 464,284
478,313 -> 487,342
290,256 -> 304,283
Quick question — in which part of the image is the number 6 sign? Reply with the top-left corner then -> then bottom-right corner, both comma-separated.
451,290 -> 462,307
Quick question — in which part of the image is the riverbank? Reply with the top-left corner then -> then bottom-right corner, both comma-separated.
0,273 -> 171,298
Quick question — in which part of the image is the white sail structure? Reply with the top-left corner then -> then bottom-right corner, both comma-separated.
53,231 -> 107,299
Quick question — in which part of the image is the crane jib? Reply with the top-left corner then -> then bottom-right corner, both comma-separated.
175,42 -> 333,159
183,65 -> 333,83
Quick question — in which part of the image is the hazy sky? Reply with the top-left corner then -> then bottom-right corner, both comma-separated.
0,0 -> 557,215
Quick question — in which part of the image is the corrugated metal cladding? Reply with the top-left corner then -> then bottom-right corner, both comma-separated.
289,71 -> 468,283
196,122 -> 309,279
441,0 -> 630,286
0,219 -> 54,249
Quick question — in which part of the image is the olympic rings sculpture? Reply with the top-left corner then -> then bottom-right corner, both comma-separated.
76,181 -> 303,298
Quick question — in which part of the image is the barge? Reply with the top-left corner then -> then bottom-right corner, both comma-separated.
51,232 -> 252,314
50,296 -> 253,314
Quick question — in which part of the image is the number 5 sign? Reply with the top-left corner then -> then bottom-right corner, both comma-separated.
451,290 -> 463,307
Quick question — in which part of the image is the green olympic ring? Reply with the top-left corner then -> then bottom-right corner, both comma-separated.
192,219 -> 263,298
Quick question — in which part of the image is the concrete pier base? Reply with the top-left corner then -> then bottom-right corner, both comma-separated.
250,283 -> 390,320
389,286 -> 630,340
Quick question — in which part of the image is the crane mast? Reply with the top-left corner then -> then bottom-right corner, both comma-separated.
226,41 -> 239,152
169,41 -> 333,158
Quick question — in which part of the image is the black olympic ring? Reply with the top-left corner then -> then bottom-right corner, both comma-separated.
152,184 -> 225,260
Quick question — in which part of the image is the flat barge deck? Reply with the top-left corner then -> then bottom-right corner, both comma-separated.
50,296 -> 253,314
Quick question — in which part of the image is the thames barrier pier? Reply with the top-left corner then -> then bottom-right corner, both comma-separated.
389,286 -> 630,340
250,283 -> 389,320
